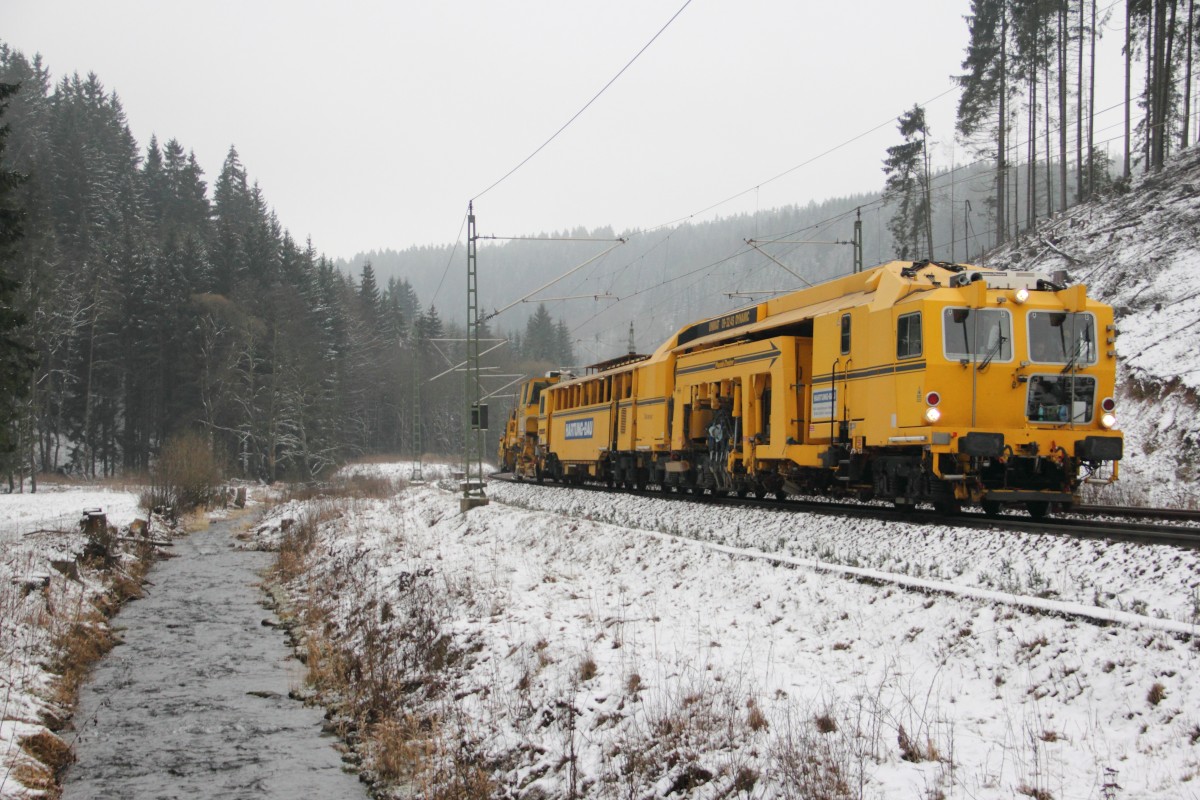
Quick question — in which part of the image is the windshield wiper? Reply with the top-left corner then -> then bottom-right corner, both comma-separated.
1060,322 -> 1091,375
977,332 -> 1005,372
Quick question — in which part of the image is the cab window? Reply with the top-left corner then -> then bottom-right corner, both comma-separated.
942,307 -> 1012,362
897,312 -> 922,359
529,381 -> 547,406
840,314 -> 851,355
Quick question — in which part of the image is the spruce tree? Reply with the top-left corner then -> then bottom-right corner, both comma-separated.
554,318 -> 575,366
957,0 -> 1009,246
524,303 -> 557,362
211,145 -> 251,295
882,105 -> 933,260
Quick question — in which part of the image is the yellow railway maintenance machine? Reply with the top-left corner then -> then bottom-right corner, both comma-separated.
499,371 -> 564,478
531,261 -> 1122,517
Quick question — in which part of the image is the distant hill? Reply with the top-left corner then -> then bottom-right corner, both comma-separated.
339,162 -> 1001,357
984,148 -> 1200,507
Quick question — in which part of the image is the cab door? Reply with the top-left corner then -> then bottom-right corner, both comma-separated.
894,309 -> 926,428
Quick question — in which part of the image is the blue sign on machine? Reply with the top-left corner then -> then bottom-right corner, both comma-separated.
811,388 -> 837,420
564,418 -> 595,440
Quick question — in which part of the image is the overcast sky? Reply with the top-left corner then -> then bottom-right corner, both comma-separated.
6,1 -> 1128,262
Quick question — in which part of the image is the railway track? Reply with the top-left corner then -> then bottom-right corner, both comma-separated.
490,474 -> 1200,549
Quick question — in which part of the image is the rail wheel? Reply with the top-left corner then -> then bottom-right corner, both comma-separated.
981,500 -> 1003,517
1025,500 -> 1051,520
932,500 -> 961,515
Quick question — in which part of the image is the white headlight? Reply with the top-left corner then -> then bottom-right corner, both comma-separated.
1100,413 -> 1116,430
923,406 -> 942,424
1013,287 -> 1030,305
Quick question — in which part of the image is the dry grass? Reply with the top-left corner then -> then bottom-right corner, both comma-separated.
897,723 -> 941,763
19,731 -> 74,779
369,716 -> 492,800
814,713 -> 838,734
747,700 -> 769,733
8,762 -> 55,793
31,472 -> 148,492
772,707 -> 857,800
371,716 -> 435,783
280,473 -> 402,503
49,620 -> 115,706
1148,681 -> 1167,707
273,506 -> 339,583
1017,783 -> 1055,800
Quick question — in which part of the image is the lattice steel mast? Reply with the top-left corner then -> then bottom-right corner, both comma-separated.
462,202 -> 488,511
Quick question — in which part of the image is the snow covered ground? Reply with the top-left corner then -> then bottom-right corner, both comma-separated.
0,484 -> 143,798
257,464 -> 1200,799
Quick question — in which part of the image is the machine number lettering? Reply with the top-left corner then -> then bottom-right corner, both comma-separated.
564,418 -> 595,440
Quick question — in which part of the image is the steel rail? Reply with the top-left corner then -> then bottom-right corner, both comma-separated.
489,474 -> 1200,549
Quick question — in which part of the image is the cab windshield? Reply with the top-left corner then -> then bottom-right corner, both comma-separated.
1027,311 -> 1096,365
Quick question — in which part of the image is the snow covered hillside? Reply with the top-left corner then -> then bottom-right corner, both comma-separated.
257,467 -> 1200,800
985,149 -> 1200,507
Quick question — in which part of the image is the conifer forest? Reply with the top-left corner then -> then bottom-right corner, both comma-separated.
0,45 -> 576,484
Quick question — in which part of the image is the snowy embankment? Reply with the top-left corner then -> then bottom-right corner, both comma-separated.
0,485 -> 143,798
259,466 -> 1200,799
986,147 -> 1200,507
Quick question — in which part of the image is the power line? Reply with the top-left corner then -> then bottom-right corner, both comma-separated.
430,211 -> 468,308
644,83 -> 961,233
471,0 -> 694,202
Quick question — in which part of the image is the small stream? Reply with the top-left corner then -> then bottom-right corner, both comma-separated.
61,517 -> 367,799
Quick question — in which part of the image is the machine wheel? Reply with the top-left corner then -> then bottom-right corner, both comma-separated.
1025,500 -> 1051,520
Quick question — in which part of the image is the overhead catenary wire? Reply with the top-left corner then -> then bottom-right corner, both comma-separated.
470,0 -> 694,203
429,211 -> 468,308
479,239 -> 627,323
643,83 -> 961,234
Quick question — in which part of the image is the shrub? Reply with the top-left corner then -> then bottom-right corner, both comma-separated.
814,714 -> 838,734
747,701 -> 769,732
145,431 -> 222,513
